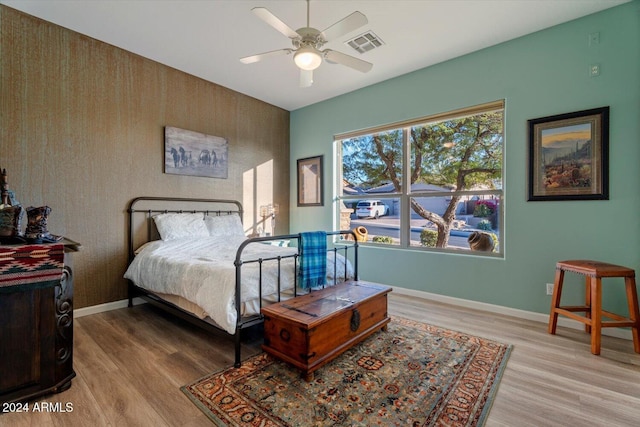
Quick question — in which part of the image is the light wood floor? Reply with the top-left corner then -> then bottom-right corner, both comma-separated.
3,293 -> 640,426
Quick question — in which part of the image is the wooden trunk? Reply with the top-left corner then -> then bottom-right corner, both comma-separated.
261,280 -> 391,381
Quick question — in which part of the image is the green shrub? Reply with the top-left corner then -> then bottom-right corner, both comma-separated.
372,235 -> 393,244
477,219 -> 493,231
473,204 -> 491,218
420,229 -> 438,247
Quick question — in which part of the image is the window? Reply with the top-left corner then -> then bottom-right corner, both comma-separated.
336,100 -> 504,255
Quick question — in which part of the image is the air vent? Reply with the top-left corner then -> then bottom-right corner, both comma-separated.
345,31 -> 384,54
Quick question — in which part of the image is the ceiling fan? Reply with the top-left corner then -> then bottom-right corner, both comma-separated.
240,0 -> 373,87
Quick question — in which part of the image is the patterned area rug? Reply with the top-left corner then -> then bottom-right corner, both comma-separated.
182,317 -> 512,426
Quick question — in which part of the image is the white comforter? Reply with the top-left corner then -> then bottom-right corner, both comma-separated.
123,235 -> 353,334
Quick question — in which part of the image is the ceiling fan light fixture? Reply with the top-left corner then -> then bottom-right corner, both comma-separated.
294,47 -> 322,71
244,3 -> 370,84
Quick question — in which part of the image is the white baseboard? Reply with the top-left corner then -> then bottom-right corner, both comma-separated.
74,288 -> 632,341
74,297 -> 145,318
391,286 -> 633,341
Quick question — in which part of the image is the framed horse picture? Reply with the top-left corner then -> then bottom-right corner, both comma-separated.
164,126 -> 228,179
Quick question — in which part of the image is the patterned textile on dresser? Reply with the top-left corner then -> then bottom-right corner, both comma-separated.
0,243 -> 64,292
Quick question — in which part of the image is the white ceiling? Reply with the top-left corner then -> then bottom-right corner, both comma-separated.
1,0 -> 629,111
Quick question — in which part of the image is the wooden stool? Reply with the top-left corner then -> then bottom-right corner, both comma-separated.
548,260 -> 640,355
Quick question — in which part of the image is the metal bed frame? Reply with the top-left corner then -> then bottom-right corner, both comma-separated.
126,196 -> 359,367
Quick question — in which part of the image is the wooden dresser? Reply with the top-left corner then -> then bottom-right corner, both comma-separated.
261,280 -> 391,381
0,239 -> 80,404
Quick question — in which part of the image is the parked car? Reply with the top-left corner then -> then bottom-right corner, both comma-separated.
355,200 -> 388,219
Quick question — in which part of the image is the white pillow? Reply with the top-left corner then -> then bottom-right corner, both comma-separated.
134,241 -> 153,255
204,214 -> 245,237
153,212 -> 208,241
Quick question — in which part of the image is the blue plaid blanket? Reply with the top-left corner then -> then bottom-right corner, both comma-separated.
299,231 -> 327,289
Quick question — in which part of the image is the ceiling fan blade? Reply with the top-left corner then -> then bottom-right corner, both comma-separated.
240,48 -> 293,64
252,7 -> 299,39
300,69 -> 313,88
320,11 -> 367,42
324,49 -> 373,73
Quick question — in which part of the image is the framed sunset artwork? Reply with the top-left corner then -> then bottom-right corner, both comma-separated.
528,107 -> 609,201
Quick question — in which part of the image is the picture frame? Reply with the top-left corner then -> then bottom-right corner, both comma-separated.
297,155 -> 324,206
528,106 -> 609,201
164,126 -> 228,179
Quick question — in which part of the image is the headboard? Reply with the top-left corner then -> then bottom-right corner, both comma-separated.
127,196 -> 243,262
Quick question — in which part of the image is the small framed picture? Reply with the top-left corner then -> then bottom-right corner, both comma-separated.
528,106 -> 609,201
297,155 -> 323,206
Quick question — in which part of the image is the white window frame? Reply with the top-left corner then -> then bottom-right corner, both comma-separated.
335,100 -> 504,256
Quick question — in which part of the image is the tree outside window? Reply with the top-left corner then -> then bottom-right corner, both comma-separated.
338,101 -> 504,254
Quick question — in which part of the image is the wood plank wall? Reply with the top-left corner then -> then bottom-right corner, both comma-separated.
0,5 -> 290,308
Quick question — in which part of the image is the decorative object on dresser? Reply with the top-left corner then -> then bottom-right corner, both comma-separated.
125,196 -> 359,368
0,167 -> 24,244
24,205 -> 63,244
182,316 -> 512,427
0,167 -> 64,245
261,280 -> 391,381
0,238 -> 81,404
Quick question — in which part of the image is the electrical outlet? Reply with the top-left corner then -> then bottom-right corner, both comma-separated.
590,63 -> 601,77
546,283 -> 554,296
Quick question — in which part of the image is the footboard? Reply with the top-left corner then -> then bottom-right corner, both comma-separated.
232,231 -> 359,367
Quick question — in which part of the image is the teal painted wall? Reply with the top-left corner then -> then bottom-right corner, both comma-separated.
290,2 -> 640,316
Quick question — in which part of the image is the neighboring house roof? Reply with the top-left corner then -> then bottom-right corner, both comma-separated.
365,182 -> 451,193
342,179 -> 367,195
